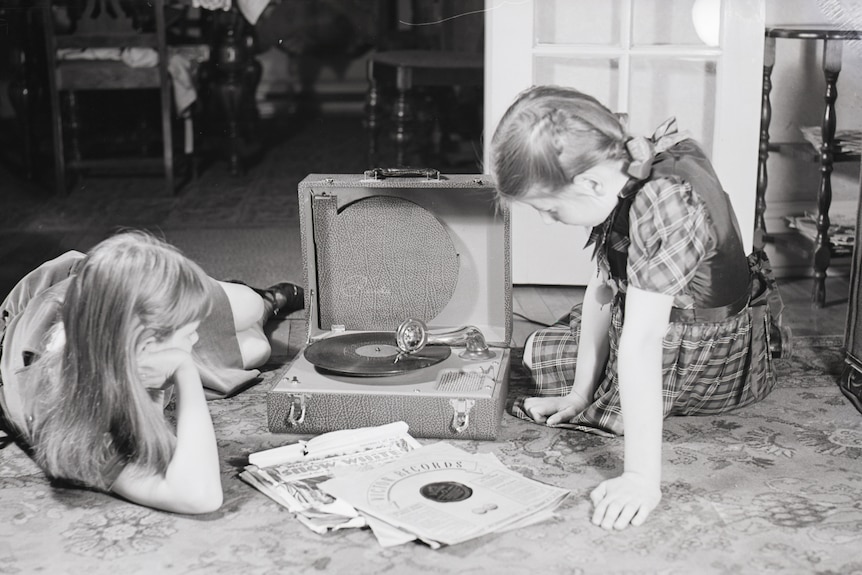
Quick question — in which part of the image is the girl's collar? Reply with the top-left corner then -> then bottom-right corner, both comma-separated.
618,176 -> 640,200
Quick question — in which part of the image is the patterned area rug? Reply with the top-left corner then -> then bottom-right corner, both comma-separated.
1,335 -> 860,575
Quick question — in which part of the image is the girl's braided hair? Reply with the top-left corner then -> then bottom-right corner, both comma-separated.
490,85 -> 628,201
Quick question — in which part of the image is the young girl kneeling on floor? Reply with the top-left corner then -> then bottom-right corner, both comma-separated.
491,86 -> 783,531
0,231 -> 304,514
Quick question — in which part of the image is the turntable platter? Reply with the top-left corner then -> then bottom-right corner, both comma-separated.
304,332 -> 451,376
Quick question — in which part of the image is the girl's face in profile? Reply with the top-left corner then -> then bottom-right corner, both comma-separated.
518,161 -> 628,228
520,177 -> 619,228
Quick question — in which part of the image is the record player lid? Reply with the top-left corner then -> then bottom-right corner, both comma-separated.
298,174 -> 511,346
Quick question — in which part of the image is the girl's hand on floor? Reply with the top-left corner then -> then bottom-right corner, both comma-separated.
136,348 -> 196,391
590,472 -> 661,530
523,391 -> 590,425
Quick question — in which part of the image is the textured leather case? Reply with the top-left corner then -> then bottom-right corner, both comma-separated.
267,171 -> 512,439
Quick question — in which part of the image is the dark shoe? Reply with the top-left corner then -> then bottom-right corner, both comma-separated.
260,282 -> 305,318
224,280 -> 305,318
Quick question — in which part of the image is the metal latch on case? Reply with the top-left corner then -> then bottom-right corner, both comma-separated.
449,398 -> 476,433
285,394 -> 306,426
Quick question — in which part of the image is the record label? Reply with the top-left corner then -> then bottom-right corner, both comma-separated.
419,481 -> 473,503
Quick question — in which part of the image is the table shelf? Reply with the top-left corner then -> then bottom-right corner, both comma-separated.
755,25 -> 862,307
767,141 -> 861,163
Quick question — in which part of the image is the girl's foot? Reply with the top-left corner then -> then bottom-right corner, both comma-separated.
224,280 -> 305,319
259,282 -> 305,318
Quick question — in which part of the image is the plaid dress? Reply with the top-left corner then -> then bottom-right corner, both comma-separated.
510,139 -> 778,437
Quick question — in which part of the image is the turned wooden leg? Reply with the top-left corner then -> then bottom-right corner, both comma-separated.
64,91 -> 82,189
812,39 -> 843,308
392,90 -> 413,167
212,9 -> 252,176
754,36 -> 775,251
364,58 -> 381,167
392,66 -> 414,168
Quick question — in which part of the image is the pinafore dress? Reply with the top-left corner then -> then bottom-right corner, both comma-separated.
510,134 -> 780,437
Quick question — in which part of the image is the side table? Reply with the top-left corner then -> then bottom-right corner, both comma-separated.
364,50 -> 483,168
755,26 -> 862,308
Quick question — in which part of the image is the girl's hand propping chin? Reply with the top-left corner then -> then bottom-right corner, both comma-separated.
590,472 -> 661,530
136,348 -> 196,391
523,391 -> 590,425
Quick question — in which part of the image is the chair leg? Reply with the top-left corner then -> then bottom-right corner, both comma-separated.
56,91 -> 84,193
49,89 -> 67,195
66,91 -> 82,168
162,84 -> 174,195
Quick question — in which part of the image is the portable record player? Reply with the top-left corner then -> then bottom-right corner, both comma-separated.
267,168 -> 512,439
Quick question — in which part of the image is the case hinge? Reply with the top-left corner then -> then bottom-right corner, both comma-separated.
285,394 -> 307,426
449,398 -> 476,433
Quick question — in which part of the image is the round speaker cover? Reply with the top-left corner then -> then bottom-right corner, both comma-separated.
314,195 -> 460,331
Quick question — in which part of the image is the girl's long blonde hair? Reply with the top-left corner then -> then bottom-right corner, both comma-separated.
31,231 -> 212,490
490,85 -> 628,201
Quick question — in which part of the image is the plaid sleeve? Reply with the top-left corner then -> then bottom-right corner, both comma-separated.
626,177 -> 711,298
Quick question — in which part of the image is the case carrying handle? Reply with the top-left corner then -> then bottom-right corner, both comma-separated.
363,167 -> 440,180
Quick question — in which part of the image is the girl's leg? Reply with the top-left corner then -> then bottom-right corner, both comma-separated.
217,281 -> 271,369
218,281 -> 266,331
523,331 -> 537,368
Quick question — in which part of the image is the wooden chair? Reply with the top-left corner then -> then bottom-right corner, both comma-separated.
42,0 -> 175,194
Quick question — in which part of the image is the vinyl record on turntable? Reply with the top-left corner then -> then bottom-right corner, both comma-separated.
304,332 -> 451,376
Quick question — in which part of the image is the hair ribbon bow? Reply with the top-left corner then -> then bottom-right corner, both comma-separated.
625,117 -> 691,180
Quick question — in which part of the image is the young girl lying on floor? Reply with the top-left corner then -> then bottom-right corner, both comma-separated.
490,86 -> 780,531
0,231 -> 303,514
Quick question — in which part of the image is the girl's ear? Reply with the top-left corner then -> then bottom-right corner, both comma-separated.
573,173 -> 605,196
138,336 -> 157,354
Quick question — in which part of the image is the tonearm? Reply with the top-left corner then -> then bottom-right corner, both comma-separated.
395,318 -> 496,360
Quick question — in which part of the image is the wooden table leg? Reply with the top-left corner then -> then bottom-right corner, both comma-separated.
210,8 -> 260,176
364,58 -> 381,168
392,66 -> 413,168
754,35 -> 775,251
812,39 -> 842,308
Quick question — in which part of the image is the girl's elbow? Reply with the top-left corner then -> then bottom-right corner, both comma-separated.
177,486 -> 224,514
195,490 -> 224,514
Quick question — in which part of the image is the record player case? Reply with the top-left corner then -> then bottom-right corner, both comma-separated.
267,169 -> 512,439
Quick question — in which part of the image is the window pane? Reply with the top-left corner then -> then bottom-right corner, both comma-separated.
533,57 -> 620,110
534,0 -> 622,45
632,0 -> 721,46
627,57 -> 717,156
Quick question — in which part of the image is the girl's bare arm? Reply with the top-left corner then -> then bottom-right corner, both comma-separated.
112,351 -> 223,514
526,268 -> 613,424
591,285 -> 671,530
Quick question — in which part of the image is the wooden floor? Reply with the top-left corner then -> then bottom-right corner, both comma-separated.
511,274 -> 851,348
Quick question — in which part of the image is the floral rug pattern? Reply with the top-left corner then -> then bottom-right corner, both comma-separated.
0,336 -> 860,575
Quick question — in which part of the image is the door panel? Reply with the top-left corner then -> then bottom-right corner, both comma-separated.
485,0 -> 764,285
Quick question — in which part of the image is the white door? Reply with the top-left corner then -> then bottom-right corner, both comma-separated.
484,0 -> 766,285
